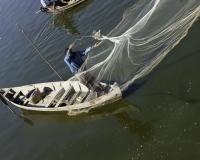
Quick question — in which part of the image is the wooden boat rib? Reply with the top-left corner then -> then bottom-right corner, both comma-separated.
45,0 -> 85,14
0,81 -> 122,114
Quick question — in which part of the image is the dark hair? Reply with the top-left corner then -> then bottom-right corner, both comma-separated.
64,47 -> 69,54
64,48 -> 75,59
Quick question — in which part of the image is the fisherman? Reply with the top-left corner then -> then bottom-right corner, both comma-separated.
40,0 -> 66,9
64,42 -> 105,95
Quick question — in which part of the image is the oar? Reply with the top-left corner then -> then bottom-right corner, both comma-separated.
0,93 -> 21,117
36,10 -> 41,14
16,24 -> 64,81
0,93 -> 34,126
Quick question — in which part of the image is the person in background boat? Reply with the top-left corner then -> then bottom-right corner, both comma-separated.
64,42 -> 106,96
40,0 -> 66,10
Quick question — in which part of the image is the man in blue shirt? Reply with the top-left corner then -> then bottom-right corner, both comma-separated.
64,42 -> 105,94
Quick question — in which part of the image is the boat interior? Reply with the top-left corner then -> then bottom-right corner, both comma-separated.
1,81 -> 109,108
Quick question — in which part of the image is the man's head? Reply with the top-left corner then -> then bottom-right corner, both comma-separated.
64,43 -> 74,54
64,47 -> 69,55
64,48 -> 75,59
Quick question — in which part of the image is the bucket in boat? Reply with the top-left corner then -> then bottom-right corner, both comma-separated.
27,88 -> 42,104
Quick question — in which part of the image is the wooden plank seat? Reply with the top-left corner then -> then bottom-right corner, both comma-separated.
73,90 -> 90,104
11,90 -> 23,102
83,91 -> 97,102
45,86 -> 65,108
54,85 -> 74,108
68,84 -> 81,105
3,88 -> 15,98
23,99 -> 29,106
73,82 -> 90,104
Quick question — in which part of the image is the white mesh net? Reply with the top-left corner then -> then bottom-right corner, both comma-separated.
70,0 -> 200,91
92,30 -> 101,40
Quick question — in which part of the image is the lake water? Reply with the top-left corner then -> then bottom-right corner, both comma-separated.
0,0 -> 200,159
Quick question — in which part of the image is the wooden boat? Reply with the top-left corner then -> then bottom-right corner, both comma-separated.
0,81 -> 122,114
41,0 -> 85,14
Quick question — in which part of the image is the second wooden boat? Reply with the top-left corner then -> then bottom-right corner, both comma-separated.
41,0 -> 85,14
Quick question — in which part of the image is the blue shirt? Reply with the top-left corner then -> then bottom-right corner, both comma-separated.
64,46 -> 94,74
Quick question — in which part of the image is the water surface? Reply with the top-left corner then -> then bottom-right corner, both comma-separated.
0,0 -> 200,159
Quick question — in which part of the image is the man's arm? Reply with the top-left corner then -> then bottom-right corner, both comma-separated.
69,44 -> 74,50
78,42 -> 101,56
64,54 -> 76,74
78,46 -> 94,56
94,42 -> 101,48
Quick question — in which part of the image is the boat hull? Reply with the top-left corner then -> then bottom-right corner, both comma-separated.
45,0 -> 85,14
1,81 -> 122,114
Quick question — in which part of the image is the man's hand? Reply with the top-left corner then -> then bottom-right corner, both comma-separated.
69,44 -> 74,50
94,42 -> 101,48
45,6 -> 51,8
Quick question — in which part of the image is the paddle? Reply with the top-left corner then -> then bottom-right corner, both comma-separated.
16,24 -> 64,81
36,10 -> 41,14
0,93 -> 34,126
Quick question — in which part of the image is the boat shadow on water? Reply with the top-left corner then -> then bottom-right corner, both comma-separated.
21,99 -> 154,140
21,99 -> 141,121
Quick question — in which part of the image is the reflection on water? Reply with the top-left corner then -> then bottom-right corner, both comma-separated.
20,99 -> 155,139
0,93 -> 34,126
23,117 -> 34,126
21,99 -> 140,122
49,0 -> 94,35
20,99 -> 152,138
21,98 -> 154,140
114,112 -> 152,140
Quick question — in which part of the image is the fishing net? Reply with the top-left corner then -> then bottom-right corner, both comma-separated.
70,0 -> 200,91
